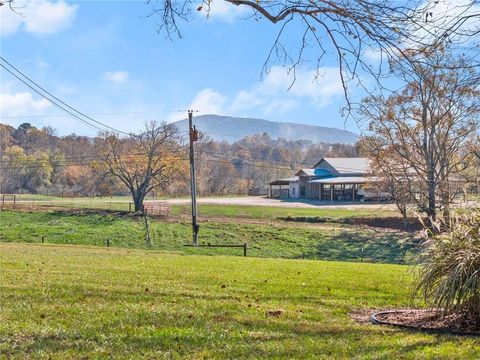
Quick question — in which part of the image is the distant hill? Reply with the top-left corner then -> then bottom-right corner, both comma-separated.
172,114 -> 358,144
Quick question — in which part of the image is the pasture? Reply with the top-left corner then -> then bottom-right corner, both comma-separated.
0,209 -> 417,263
1,194 -> 398,220
1,243 -> 479,359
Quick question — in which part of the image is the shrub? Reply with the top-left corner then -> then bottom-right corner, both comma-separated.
416,208 -> 480,320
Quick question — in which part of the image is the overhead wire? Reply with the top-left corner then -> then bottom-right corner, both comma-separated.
0,57 -> 131,135
0,155 -> 297,172
0,63 -> 103,133
0,145 -> 302,171
0,58 -> 357,172
0,110 -> 177,119
0,141 -> 363,172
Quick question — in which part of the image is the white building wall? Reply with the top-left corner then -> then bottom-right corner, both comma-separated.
289,181 -> 300,198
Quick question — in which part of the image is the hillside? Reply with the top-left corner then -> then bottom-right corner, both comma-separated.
172,114 -> 359,144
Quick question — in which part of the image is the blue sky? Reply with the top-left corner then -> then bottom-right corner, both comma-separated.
1,0 -> 376,136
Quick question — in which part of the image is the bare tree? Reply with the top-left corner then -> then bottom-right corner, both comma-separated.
360,49 -> 480,227
147,0 -> 480,108
358,137 -> 417,228
4,0 -> 479,105
98,121 -> 185,212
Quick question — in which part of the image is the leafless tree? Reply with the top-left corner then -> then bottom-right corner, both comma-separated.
360,49 -> 480,227
358,137 -> 417,228
147,0 -> 480,109
98,121 -> 185,212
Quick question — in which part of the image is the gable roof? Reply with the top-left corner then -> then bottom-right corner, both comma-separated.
313,158 -> 370,175
295,168 -> 315,176
309,176 -> 379,184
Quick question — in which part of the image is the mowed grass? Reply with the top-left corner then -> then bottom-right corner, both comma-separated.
0,210 -> 418,263
1,243 -> 479,359
170,203 -> 397,220
3,193 -> 397,220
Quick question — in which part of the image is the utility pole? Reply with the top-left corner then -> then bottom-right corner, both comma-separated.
188,110 -> 199,245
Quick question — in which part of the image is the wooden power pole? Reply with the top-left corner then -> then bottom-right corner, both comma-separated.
188,110 -> 199,245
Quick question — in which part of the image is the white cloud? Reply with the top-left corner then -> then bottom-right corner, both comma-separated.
199,0 -> 249,23
363,47 -> 384,63
166,88 -> 227,122
230,66 -> 343,113
409,0 -> 480,47
189,88 -> 226,113
101,71 -> 129,84
169,66 -> 343,121
0,92 -> 51,116
0,0 -> 77,36
360,1 -> 480,64
0,6 -> 23,35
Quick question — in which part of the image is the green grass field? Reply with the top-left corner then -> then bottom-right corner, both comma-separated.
2,194 -> 397,220
0,210 -> 418,263
169,203 -> 397,221
1,243 -> 478,359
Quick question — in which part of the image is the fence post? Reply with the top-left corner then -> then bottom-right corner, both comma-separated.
243,243 -> 247,257
41,236 -> 44,244
106,239 -> 110,247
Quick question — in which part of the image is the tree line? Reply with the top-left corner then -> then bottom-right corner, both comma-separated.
0,121 -> 358,203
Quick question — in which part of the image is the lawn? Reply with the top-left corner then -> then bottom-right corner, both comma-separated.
2,194 -> 398,220
169,203 -> 397,221
0,210 -> 418,263
0,243 -> 478,359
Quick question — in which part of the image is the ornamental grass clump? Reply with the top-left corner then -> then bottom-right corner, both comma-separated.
416,208 -> 480,322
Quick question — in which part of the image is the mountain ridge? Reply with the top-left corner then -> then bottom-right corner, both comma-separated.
172,114 -> 358,144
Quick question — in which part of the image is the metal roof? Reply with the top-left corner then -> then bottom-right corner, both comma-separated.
309,176 -> 379,184
315,158 -> 370,174
269,176 -> 299,185
295,168 -> 315,176
279,176 -> 300,182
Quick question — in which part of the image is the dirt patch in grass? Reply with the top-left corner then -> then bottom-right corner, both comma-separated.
279,215 -> 423,232
350,308 -> 379,325
0,205 -> 134,218
351,308 -> 480,335
352,217 -> 423,232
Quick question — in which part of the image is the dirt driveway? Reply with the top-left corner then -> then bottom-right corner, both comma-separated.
165,196 -> 397,210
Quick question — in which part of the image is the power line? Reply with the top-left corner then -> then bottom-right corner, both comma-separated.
0,143 -> 364,172
0,110 -> 180,119
0,57 -> 130,135
198,149 -> 311,168
0,152 -> 297,172
0,148 -> 299,168
0,62 -> 103,133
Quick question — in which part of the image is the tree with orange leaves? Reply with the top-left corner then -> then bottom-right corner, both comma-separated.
98,121 -> 185,212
